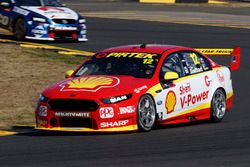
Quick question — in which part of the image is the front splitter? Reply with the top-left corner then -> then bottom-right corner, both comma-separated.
36,124 -> 138,133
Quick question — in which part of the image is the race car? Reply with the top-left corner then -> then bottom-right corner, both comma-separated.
35,44 -> 240,132
0,0 -> 87,41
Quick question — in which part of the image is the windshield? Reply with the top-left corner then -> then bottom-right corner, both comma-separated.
74,52 -> 160,79
15,0 -> 62,7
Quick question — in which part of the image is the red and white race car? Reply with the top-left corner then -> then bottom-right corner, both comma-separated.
35,44 -> 240,132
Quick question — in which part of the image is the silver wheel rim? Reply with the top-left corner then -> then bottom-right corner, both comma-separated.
138,95 -> 156,129
213,90 -> 226,119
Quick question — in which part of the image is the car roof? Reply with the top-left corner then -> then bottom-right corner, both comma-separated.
101,44 -> 192,54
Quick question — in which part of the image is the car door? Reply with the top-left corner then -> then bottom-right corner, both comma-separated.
177,51 -> 213,117
154,52 -> 187,121
154,50 -> 212,122
0,0 -> 12,29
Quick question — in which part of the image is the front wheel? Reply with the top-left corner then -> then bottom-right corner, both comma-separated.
14,18 -> 26,40
210,89 -> 226,122
137,95 -> 156,132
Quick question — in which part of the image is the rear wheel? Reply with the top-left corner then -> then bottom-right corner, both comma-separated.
210,89 -> 226,122
137,95 -> 156,132
14,18 -> 26,40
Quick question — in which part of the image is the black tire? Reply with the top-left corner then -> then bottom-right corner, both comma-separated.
14,18 -> 26,40
137,95 -> 156,132
210,89 -> 226,122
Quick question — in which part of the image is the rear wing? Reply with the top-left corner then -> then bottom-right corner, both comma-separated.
195,47 -> 240,71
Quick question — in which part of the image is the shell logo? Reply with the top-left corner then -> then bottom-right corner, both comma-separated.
166,91 -> 177,114
61,76 -> 120,92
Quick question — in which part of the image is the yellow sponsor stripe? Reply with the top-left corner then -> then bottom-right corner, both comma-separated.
0,130 -> 17,136
168,102 -> 211,120
37,124 -> 138,132
227,91 -> 233,99
168,91 -> 233,120
146,83 -> 163,97
195,48 -> 233,56
139,0 -> 175,3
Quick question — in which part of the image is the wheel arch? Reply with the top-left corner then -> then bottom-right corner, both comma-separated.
213,87 -> 227,99
139,93 -> 157,111
12,16 -> 24,31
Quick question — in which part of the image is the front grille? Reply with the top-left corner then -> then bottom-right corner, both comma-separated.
60,117 -> 97,128
52,19 -> 77,24
49,99 -> 99,111
54,31 -> 77,39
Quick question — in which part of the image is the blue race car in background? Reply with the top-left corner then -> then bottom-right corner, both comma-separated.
0,0 -> 87,41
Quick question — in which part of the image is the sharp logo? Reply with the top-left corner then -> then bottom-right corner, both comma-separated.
100,120 -> 129,128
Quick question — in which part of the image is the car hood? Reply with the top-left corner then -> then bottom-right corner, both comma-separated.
43,75 -> 152,100
22,6 -> 79,20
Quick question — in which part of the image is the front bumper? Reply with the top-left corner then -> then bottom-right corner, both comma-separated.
26,22 -> 88,41
25,35 -> 88,41
35,99 -> 138,132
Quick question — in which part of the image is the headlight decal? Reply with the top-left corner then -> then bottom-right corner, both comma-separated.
100,93 -> 132,104
32,17 -> 47,23
79,19 -> 86,23
39,94 -> 49,103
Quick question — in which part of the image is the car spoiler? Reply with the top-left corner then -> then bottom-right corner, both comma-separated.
195,47 -> 240,71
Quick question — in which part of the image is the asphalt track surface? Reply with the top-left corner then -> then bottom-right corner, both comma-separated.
1,2 -> 250,167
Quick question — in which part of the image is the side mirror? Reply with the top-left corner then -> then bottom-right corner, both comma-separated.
65,70 -> 74,78
0,2 -> 10,8
164,72 -> 179,81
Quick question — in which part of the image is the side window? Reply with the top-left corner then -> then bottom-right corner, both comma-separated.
160,53 -> 184,80
180,51 -> 211,75
199,54 -> 212,71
